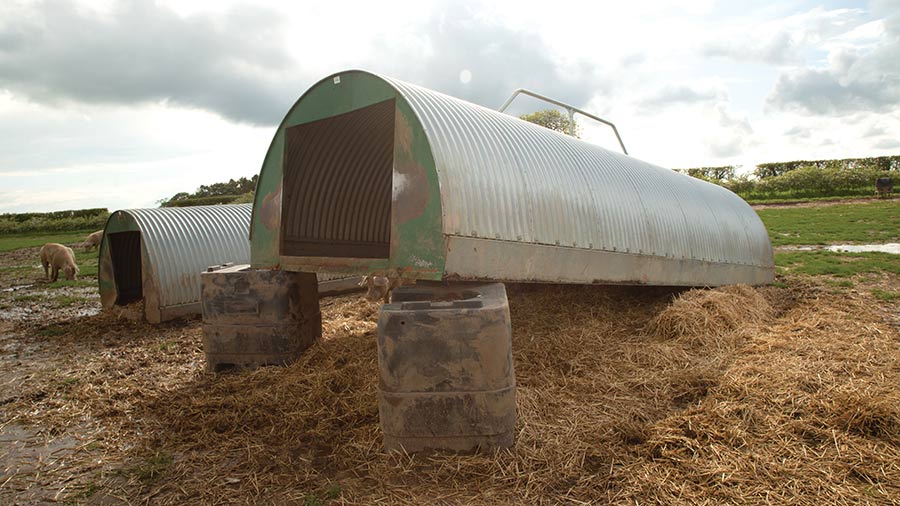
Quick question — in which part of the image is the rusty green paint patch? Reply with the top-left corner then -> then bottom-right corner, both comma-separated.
249,131 -> 284,268
389,97 -> 444,280
251,71 -> 446,279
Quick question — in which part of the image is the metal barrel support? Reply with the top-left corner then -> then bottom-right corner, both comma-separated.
200,265 -> 321,372
376,282 -> 516,452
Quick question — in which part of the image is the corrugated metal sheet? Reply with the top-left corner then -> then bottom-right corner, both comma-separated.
110,204 -> 251,310
386,77 -> 770,268
282,98 -> 394,258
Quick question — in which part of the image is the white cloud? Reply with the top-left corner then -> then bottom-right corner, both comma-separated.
702,7 -> 869,64
0,0 -> 309,125
0,98 -> 271,213
637,83 -> 728,112
874,138 -> 900,149
766,4 -> 900,115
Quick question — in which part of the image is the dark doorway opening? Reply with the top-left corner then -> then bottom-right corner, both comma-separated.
281,98 -> 395,258
109,231 -> 143,305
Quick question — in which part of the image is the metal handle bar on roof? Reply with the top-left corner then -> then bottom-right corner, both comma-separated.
498,88 -> 628,155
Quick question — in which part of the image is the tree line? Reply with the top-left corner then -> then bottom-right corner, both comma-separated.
675,156 -> 898,201
0,208 -> 109,234
160,175 -> 258,207
753,156 -> 900,179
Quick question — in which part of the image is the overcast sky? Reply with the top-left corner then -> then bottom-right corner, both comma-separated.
1,0 -> 898,213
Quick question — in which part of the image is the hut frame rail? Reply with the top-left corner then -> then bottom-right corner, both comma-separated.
498,88 -> 628,155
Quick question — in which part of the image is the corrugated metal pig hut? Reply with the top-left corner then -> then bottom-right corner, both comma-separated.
250,70 -> 774,285
247,70 -> 775,452
99,204 -> 251,323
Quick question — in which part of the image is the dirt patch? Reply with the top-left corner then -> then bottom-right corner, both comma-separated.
0,246 -> 45,267
750,196 -> 891,210
0,424 -> 81,503
0,286 -> 100,323
0,310 -> 202,503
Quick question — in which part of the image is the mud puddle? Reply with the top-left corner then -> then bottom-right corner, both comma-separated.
777,243 -> 900,254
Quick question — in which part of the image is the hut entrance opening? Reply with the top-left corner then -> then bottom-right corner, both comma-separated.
109,231 -> 143,305
281,98 -> 395,259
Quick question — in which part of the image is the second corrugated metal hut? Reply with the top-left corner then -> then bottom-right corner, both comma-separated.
98,204 -> 252,323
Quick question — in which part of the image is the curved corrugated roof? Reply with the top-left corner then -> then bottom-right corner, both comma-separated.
386,77 -> 770,268
105,204 -> 251,309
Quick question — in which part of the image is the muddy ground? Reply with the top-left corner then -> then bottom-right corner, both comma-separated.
750,196 -> 894,210
1,244 -> 899,505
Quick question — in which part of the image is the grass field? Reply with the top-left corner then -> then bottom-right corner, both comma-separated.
0,230 -> 96,252
757,200 -> 900,277
776,250 -> 900,277
744,191 -> 885,204
0,230 -> 99,286
756,200 -> 900,246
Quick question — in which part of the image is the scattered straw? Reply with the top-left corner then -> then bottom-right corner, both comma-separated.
1,282 -> 899,504
646,284 -> 773,350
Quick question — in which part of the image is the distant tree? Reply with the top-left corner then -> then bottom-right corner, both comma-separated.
520,109 -> 580,137
753,155 -> 900,179
193,175 -> 258,197
231,191 -> 255,204
675,166 -> 737,182
160,175 -> 259,207
723,174 -> 755,196
754,161 -> 804,179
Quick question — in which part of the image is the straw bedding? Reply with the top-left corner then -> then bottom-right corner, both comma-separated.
1,282 -> 898,504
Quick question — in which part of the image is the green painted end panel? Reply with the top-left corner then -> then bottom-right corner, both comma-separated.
390,97 -> 445,280
250,70 -> 446,280
252,72 -> 396,268
98,211 -> 142,308
249,129 -> 284,267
